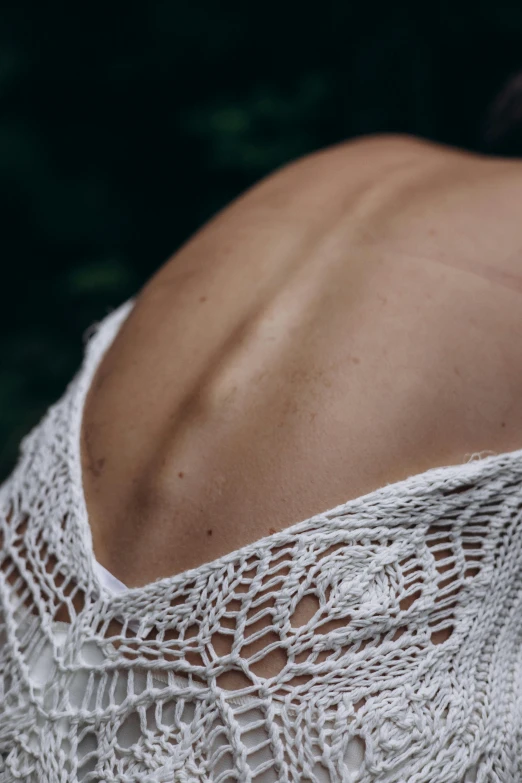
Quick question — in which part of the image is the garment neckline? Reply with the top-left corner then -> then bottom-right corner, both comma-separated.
68,296 -> 522,601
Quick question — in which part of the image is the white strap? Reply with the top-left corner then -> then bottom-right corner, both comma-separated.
92,559 -> 128,594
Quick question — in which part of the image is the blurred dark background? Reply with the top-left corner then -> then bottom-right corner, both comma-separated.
1,0 -> 522,480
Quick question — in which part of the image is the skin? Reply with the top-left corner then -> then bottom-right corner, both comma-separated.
80,132 -> 522,590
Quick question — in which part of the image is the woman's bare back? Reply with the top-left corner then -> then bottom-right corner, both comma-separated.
80,134 -> 522,588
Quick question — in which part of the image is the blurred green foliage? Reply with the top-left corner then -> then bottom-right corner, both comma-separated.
0,0 -> 521,480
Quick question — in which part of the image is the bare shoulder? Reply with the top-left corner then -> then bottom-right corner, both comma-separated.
178,132 -> 500,257
277,133 -> 482,181
82,132 -> 522,587
325,132 -> 466,160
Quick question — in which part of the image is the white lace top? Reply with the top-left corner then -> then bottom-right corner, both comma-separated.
0,297 -> 521,782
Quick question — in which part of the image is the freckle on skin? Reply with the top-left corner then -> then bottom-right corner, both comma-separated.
92,457 -> 106,478
501,421 -> 506,428
268,527 -> 277,535
207,528 -> 213,536
351,356 -> 360,365
178,471 -> 184,478
84,427 -> 106,478
200,296 -> 207,303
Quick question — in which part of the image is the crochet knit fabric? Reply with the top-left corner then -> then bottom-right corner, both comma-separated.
0,298 -> 521,783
